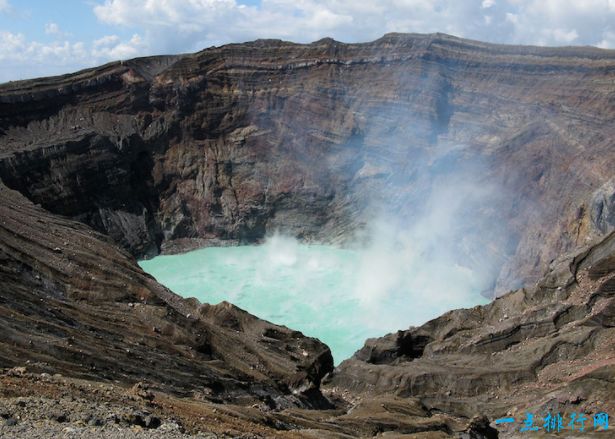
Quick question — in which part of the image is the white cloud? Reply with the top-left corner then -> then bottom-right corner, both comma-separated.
505,12 -> 519,24
598,30 -> 615,48
0,30 -> 145,82
93,35 -> 120,48
551,28 -> 579,44
0,31 -> 84,63
92,33 -> 145,59
500,0 -> 614,47
0,0 -> 9,13
482,0 -> 496,8
44,22 -> 61,35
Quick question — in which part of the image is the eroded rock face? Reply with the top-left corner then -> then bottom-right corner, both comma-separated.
2,33 -> 615,293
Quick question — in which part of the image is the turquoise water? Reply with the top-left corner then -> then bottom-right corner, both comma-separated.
139,234 -> 489,363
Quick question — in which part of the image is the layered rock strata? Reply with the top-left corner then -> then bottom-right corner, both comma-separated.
2,33 -> 615,291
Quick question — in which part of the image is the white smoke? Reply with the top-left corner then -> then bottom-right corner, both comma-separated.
351,160 -> 497,331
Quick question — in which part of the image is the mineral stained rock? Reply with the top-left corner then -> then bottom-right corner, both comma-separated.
1,33 -> 615,437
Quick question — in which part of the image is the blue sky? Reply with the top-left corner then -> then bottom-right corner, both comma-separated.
2,0 -> 615,83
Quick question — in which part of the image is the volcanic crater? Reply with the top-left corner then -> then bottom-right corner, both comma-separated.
1,33 -> 615,438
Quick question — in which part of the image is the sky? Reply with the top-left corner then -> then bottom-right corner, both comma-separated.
2,0 -> 615,82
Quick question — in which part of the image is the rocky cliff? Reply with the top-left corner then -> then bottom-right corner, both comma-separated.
2,33 -> 615,291
1,33 -> 615,437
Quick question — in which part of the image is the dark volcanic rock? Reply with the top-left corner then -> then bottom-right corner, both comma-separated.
354,330 -> 432,364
